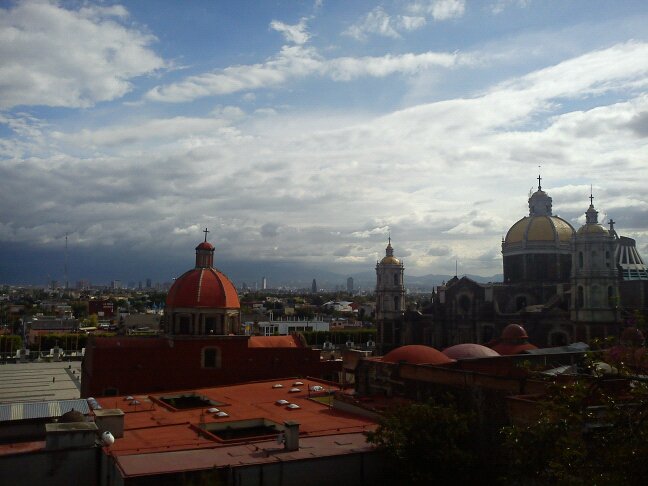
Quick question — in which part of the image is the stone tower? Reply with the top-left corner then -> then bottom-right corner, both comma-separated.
375,237 -> 405,354
570,193 -> 618,323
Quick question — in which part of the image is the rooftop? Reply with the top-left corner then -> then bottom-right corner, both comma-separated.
96,378 -> 376,477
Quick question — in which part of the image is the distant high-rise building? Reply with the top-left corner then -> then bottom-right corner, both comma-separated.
146,278 -> 152,288
261,276 -> 267,290
347,277 -> 354,293
111,280 -> 122,290
138,281 -> 143,290
312,279 -> 317,293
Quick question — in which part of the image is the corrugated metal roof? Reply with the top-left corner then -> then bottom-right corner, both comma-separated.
0,399 -> 89,423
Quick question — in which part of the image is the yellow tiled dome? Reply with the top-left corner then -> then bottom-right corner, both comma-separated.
505,216 -> 575,244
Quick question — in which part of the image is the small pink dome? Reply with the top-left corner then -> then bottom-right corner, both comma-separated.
382,345 -> 454,365
443,343 -> 500,360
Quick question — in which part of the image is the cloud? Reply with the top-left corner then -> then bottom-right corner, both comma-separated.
490,0 -> 531,15
146,46 -> 466,102
270,17 -> 310,44
0,0 -> 163,109
344,7 -> 406,40
407,0 -> 466,21
2,41 -> 648,279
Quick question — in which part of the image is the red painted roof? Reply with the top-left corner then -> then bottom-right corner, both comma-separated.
248,336 -> 302,348
96,378 -> 376,463
443,343 -> 500,360
166,267 -> 239,309
382,345 -> 454,365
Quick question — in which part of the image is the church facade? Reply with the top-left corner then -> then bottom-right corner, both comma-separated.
376,178 -> 648,352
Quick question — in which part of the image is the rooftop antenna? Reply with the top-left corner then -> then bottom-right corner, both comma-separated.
203,227 -> 209,242
455,260 -> 458,278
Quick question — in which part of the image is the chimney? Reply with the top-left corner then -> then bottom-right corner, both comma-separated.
93,409 -> 125,439
283,421 -> 300,451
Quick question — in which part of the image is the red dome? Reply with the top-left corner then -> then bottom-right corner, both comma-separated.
443,343 -> 500,360
196,241 -> 215,251
383,345 -> 454,365
501,324 -> 529,340
166,267 -> 239,309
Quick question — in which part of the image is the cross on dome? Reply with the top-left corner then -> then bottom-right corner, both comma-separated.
203,227 -> 210,242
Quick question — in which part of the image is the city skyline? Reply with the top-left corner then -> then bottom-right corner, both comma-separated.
1,1 -> 647,285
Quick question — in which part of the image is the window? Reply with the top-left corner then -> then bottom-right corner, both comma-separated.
178,315 -> 191,334
578,252 -> 584,269
393,273 -> 399,285
202,347 -> 221,369
394,296 -> 400,310
577,286 -> 584,309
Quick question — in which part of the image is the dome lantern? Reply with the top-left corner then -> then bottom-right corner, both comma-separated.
195,227 -> 215,268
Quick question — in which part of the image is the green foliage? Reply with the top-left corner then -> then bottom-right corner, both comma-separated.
0,335 -> 22,352
501,377 -> 648,486
366,400 -> 476,485
300,329 -> 376,346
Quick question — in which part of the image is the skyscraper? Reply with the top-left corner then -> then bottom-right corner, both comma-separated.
347,277 -> 354,293
312,279 -> 317,293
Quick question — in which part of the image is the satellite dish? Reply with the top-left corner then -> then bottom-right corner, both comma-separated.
101,431 -> 115,446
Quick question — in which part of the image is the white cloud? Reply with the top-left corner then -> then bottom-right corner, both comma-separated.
430,0 -> 466,20
407,0 -> 466,21
0,0 -> 163,109
270,17 -> 310,44
344,7 -> 402,40
491,0 -> 531,15
146,46 -> 466,102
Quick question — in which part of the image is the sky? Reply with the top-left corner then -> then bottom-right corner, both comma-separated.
1,0 -> 648,286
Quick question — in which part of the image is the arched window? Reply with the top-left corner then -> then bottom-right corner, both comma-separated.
394,296 -> 400,310
579,252 -> 584,269
577,286 -> 584,309
393,273 -> 399,285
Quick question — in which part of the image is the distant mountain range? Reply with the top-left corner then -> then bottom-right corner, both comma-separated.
0,241 -> 503,289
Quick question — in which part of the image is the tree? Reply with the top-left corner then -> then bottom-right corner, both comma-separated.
366,400 -> 477,485
501,374 -> 648,486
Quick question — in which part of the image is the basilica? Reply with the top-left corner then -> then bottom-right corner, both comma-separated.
376,178 -> 648,354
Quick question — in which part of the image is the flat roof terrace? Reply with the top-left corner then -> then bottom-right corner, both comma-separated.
0,361 -> 81,403
97,378 -> 376,458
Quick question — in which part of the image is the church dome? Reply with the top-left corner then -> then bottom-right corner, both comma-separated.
382,345 -> 454,365
166,233 -> 240,310
505,216 -> 575,245
166,267 -> 240,309
381,255 -> 401,264
378,237 -> 401,265
442,343 -> 500,360
501,324 -> 529,340
576,224 -> 608,236
196,241 -> 215,250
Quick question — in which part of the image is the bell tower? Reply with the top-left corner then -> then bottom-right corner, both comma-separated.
570,191 -> 618,323
375,237 -> 405,354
